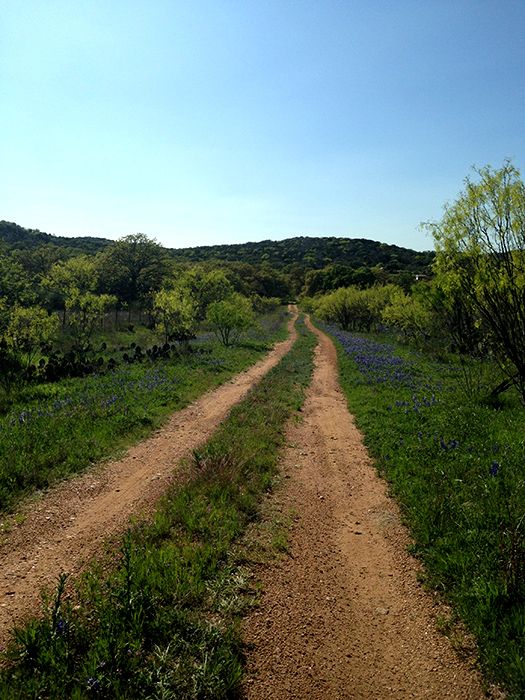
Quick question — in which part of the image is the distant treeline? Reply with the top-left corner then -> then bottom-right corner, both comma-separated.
0,220 -> 433,301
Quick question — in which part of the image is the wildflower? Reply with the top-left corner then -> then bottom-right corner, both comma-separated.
489,461 -> 500,477
86,677 -> 100,690
56,618 -> 67,635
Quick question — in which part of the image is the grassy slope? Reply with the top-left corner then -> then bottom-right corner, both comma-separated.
0,317 -> 316,698
323,322 -> 525,697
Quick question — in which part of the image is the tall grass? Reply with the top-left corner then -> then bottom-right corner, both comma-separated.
0,310 -> 289,513
0,317 -> 316,698
324,323 -> 525,697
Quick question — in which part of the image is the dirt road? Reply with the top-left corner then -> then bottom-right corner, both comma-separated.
242,319 -> 487,699
0,315 -> 297,643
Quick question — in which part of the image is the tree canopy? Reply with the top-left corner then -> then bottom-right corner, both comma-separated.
425,161 -> 525,400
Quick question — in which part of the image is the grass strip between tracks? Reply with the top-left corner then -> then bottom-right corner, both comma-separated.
0,316 -> 316,699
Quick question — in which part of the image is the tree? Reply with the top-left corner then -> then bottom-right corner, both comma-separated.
0,254 -> 35,306
66,291 -> 116,352
424,161 -> 525,399
5,305 -> 59,369
0,305 -> 59,394
315,286 -> 375,332
175,267 -> 233,320
152,287 -> 197,344
43,256 -> 99,322
206,293 -> 255,346
96,234 -> 167,305
381,288 -> 433,345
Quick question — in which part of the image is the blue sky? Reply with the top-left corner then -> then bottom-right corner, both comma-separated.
2,1 -> 524,251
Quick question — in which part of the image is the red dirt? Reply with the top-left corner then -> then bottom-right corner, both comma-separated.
242,318 -> 491,699
0,314 -> 297,643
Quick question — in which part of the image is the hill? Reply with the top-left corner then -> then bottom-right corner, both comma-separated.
0,221 -> 112,255
0,222 -> 433,296
170,236 -> 433,272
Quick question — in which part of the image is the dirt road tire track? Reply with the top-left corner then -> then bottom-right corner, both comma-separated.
0,313 -> 298,643
242,318 -> 487,699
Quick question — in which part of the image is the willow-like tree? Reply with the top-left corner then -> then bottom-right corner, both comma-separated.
206,293 -> 254,346
424,161 -> 525,400
152,287 -> 197,345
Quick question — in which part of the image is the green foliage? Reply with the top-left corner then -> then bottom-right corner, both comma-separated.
152,287 -> 197,344
0,254 -> 35,306
0,220 -> 111,254
303,263 -> 376,295
44,255 -> 99,299
66,291 -> 117,353
175,267 -> 234,320
96,233 -> 168,305
1,220 -> 434,313
381,287 -> 433,346
206,293 -> 255,346
0,312 -> 288,512
250,295 -> 281,314
425,161 -> 525,401
0,317 -> 316,698
171,235 -> 433,274
0,305 -> 59,396
314,284 -> 399,332
5,305 -> 59,368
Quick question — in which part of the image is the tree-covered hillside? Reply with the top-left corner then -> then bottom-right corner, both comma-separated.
0,221 -> 112,255
0,221 -> 433,298
171,236 -> 433,271
0,221 -> 432,273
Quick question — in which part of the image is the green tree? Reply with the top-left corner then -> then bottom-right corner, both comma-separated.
43,256 -> 99,322
175,267 -> 233,320
424,161 -> 525,399
0,254 -> 35,306
315,287 -> 355,330
96,234 -> 167,305
152,288 -> 197,344
0,305 -> 59,395
315,286 -> 373,331
66,291 -> 116,352
381,288 -> 433,345
206,293 -> 255,346
5,305 -> 59,369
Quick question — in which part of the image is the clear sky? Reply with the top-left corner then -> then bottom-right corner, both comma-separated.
2,1 -> 524,252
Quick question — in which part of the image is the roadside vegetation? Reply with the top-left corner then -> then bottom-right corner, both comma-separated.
0,317 -> 316,698
0,308 -> 287,513
307,162 -> 525,696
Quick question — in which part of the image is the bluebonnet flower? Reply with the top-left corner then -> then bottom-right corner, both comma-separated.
489,461 -> 500,477
56,618 -> 68,635
86,677 -> 100,690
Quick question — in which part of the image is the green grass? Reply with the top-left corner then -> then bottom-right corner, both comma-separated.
322,322 -> 525,697
0,309 -> 290,513
0,316 -> 316,698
